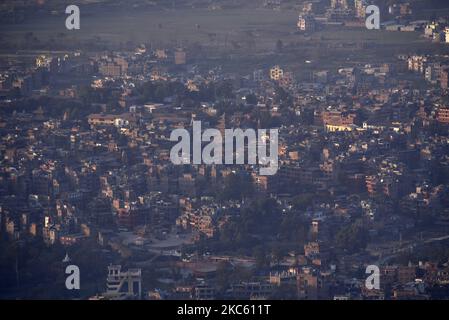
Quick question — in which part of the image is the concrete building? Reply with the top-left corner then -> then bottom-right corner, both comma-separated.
437,107 -> 449,124
105,265 -> 142,299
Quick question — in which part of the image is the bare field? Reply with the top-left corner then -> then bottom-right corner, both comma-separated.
0,7 -> 430,53
2,6 -> 447,75
0,8 -> 295,50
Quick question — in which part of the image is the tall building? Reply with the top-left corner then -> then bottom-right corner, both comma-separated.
105,265 -> 142,299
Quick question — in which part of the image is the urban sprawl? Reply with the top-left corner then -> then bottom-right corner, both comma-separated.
1,0 -> 449,300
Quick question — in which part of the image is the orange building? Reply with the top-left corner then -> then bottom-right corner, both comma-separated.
437,107 -> 449,124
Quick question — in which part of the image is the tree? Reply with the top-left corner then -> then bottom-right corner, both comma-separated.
245,93 -> 258,105
274,85 -> 290,104
216,261 -> 233,292
271,245 -> 284,266
253,246 -> 269,269
292,193 -> 314,211
10,87 -> 22,99
219,172 -> 254,201
276,39 -> 284,52
334,222 -> 368,253
216,80 -> 234,100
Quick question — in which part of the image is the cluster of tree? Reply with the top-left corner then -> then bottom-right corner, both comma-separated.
140,80 -> 186,103
215,261 -> 253,293
274,85 -> 291,105
218,198 -> 301,250
334,221 -> 369,254
138,79 -> 236,104
0,236 -> 110,299
394,242 -> 449,266
291,193 -> 315,211
217,172 -> 254,201
3,95 -> 103,121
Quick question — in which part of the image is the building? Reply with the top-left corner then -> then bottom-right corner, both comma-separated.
269,270 -> 297,286
322,110 -> 356,131
304,242 -> 320,257
408,56 -> 427,74
253,69 -> 265,82
389,3 -> 412,17
297,15 -> 316,32
99,63 -> 121,77
425,63 -> 442,84
105,265 -> 142,299
270,65 -> 284,81
425,22 -> 438,38
297,268 -> 325,300
229,281 -> 273,299
440,68 -> 449,90
445,27 -> 449,44
437,107 -> 449,124
88,113 -> 136,127
331,0 -> 348,10
279,71 -> 295,88
98,57 -> 128,77
175,49 -> 187,65
155,49 -> 168,59
36,55 -> 51,68
354,0 -> 367,19
194,282 -> 215,300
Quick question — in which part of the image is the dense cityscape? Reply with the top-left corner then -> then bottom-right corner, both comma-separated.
1,0 -> 449,301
